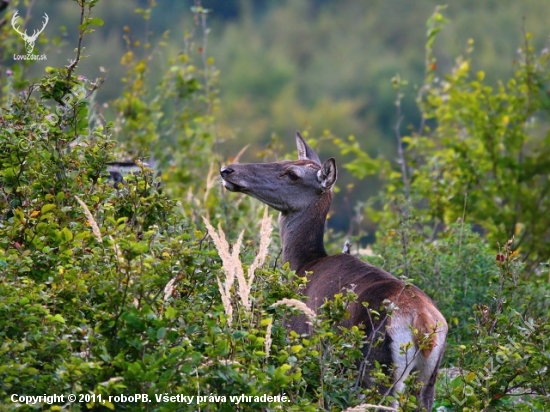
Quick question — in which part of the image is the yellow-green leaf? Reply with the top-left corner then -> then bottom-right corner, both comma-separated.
61,227 -> 73,242
41,204 -> 56,214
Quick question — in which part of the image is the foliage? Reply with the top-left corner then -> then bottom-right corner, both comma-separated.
436,240 -> 550,411
328,6 -> 550,409
346,7 -> 550,266
367,221 -> 493,360
208,0 -> 550,162
205,0 -> 550,240
407,23 -> 550,266
109,2 -> 220,200
358,7 -> 550,410
5,0 -> 550,236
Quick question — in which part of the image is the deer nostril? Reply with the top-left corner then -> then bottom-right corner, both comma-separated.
220,166 -> 234,178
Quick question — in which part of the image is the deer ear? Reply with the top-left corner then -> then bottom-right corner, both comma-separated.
296,131 -> 321,164
317,157 -> 337,191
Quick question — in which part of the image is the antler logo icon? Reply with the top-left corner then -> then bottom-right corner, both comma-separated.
11,10 -> 49,54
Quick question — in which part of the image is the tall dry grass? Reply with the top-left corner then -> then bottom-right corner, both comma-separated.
202,206 -> 272,322
270,298 -> 317,322
75,195 -> 102,243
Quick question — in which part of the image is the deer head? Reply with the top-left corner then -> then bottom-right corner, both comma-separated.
12,10 -> 49,54
220,132 -> 337,214
221,132 -> 337,270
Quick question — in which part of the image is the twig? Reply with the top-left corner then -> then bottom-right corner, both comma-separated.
458,189 -> 468,259
66,1 -> 86,82
394,83 -> 410,200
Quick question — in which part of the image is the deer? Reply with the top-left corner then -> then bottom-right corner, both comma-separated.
220,132 -> 448,411
11,10 -> 49,54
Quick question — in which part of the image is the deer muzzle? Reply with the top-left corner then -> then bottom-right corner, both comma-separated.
220,166 -> 244,192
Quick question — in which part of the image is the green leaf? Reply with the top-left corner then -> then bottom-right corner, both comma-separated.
88,17 -> 104,26
60,227 -> 73,242
41,204 -> 56,214
49,314 -> 66,324
290,345 -> 303,354
156,327 -> 167,340
164,306 -> 177,320
103,402 -> 115,411
274,364 -> 291,380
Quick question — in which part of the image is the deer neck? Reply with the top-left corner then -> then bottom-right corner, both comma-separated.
278,192 -> 332,273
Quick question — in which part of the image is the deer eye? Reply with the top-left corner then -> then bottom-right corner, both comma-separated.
286,171 -> 299,181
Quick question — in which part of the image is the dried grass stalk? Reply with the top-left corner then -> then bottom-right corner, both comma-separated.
271,298 -> 317,321
232,144 -> 250,164
203,209 -> 273,319
264,318 -> 273,359
247,206 -> 272,290
231,231 -> 250,311
217,277 -> 233,323
203,162 -> 217,205
108,235 -> 124,264
75,195 -> 102,243
203,216 -> 240,322
164,277 -> 177,303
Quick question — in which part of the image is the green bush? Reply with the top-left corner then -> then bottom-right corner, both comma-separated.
1,2 -> 548,411
400,9 -> 550,267
348,8 -> 550,410
436,240 -> 550,411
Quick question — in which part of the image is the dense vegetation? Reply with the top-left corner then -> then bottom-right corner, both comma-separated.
5,0 -> 550,235
0,1 -> 549,411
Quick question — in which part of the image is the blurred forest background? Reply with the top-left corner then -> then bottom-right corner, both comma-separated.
8,0 -> 550,237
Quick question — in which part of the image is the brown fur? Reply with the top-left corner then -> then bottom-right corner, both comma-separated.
297,253 -> 445,344
412,311 -> 439,358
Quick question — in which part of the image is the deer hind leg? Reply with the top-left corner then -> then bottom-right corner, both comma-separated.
415,342 -> 446,411
388,328 -> 418,409
358,327 -> 394,393
389,332 -> 445,411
